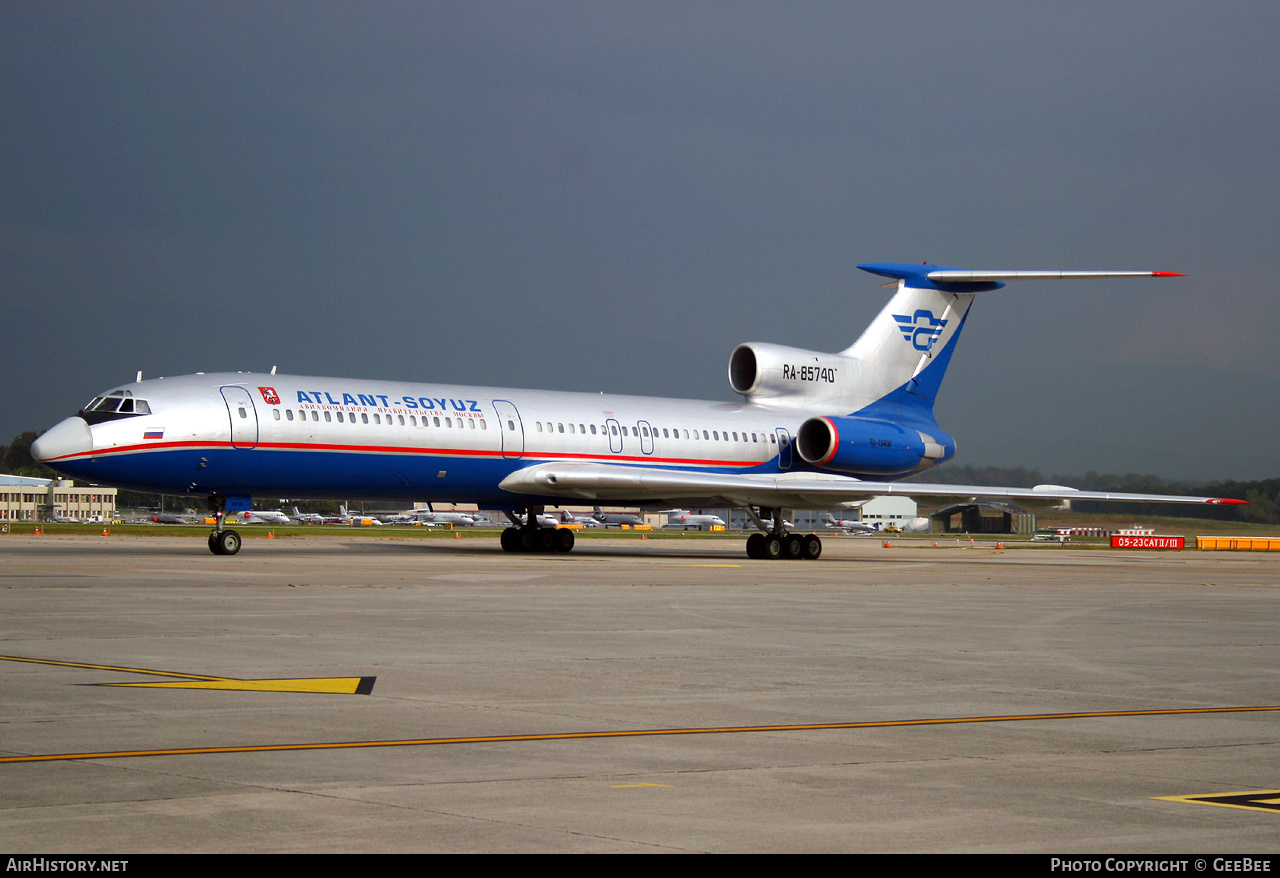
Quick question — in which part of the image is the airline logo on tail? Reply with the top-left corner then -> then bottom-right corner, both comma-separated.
893,310 -> 948,352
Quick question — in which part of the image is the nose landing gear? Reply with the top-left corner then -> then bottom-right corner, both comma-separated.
207,496 -> 242,556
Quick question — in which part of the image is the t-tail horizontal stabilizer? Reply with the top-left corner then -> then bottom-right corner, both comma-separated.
858,263 -> 1184,287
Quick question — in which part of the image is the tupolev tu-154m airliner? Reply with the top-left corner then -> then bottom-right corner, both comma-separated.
31,263 -> 1245,558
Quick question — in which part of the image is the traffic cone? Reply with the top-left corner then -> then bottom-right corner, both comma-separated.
267,530 -> 274,539
882,540 -> 891,548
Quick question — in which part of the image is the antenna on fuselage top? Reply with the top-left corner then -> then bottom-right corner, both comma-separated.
136,371 -> 143,382
271,365 -> 277,375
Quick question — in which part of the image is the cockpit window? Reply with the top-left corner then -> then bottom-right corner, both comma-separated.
79,390 -> 153,425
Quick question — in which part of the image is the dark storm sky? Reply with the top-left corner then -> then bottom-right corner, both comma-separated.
3,2 -> 1276,481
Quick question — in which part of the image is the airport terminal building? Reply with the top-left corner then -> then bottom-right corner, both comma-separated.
0,474 -> 118,522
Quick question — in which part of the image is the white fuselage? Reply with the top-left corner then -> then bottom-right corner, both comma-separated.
31,371 -> 815,507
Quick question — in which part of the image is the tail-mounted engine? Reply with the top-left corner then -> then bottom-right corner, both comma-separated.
795,415 -> 954,476
728,343 -> 854,405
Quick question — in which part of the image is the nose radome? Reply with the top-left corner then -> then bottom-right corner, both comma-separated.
31,417 -> 92,463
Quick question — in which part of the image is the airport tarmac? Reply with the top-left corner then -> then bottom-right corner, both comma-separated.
1,533 -> 1277,853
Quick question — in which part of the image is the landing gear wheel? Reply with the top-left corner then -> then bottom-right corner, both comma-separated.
501,509 -> 580,555
783,534 -> 804,559
213,529 -> 241,556
802,533 -> 823,560
535,527 -> 558,552
763,535 -> 783,560
746,532 -> 765,559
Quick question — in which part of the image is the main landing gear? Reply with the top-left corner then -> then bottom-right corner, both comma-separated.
500,506 -> 575,554
207,496 -> 242,556
743,507 -> 822,560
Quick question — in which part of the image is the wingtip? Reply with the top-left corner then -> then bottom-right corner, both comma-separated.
1207,498 -> 1248,505
1152,271 -> 1185,277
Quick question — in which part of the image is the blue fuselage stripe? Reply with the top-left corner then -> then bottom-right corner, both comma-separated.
54,446 -> 785,504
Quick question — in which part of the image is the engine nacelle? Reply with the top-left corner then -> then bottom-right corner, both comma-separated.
728,342 -> 852,403
796,415 -> 955,476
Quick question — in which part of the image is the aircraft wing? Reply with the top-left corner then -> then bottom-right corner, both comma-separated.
499,463 -> 1245,510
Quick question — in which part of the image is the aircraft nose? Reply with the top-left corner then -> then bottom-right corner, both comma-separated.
31,417 -> 93,464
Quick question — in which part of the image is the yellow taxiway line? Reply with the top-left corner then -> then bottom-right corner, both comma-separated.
1154,790 -> 1280,814
0,653 -> 375,695
103,677 -> 376,694
2,705 -> 1276,765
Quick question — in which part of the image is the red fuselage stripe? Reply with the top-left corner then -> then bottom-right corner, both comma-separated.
47,439 -> 763,470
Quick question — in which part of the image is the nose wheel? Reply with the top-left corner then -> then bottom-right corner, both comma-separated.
209,529 -> 242,556
206,495 -> 242,555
